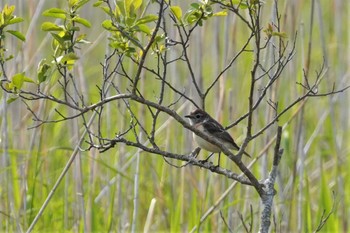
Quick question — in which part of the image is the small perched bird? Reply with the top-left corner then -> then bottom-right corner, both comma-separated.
185,109 -> 251,165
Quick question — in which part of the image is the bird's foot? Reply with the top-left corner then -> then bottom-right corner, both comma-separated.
198,158 -> 210,164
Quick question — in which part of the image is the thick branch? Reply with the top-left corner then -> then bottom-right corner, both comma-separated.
259,126 -> 283,233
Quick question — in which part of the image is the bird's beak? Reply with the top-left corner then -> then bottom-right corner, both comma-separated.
185,114 -> 193,119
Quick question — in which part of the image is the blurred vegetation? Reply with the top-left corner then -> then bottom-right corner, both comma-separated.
0,0 -> 349,232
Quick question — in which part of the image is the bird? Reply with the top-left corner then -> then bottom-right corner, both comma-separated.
185,108 -> 251,165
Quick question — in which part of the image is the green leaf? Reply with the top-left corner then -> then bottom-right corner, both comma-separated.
43,8 -> 66,14
203,5 -> 213,15
136,24 -> 151,35
37,59 -> 51,83
135,14 -> 158,25
76,34 -> 91,44
68,0 -> 79,7
50,33 -> 66,47
55,53 -> 79,70
75,0 -> 90,9
124,0 -> 133,17
70,26 -> 81,32
185,12 -> 198,24
73,16 -> 91,28
41,22 -> 63,31
3,82 -> 14,91
170,6 -> 182,22
7,17 -> 24,25
190,3 -> 200,9
133,0 -> 142,11
3,5 -> 15,18
126,16 -> 137,27
6,30 -> 25,41
102,19 -> 117,31
93,1 -> 104,7
231,0 -> 249,9
12,73 -> 25,89
43,8 -> 67,19
7,96 -> 19,104
56,52 -> 79,64
153,34 -> 165,43
23,76 -> 35,83
5,55 -> 14,61
213,11 -> 228,16
100,6 -> 112,16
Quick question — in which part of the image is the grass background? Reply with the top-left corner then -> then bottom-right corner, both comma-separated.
0,0 -> 349,232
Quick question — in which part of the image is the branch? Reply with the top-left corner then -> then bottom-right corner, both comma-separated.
98,137 -> 252,185
132,0 -> 165,93
204,32 -> 255,98
313,191 -> 337,233
220,211 -> 233,233
258,126 -> 283,233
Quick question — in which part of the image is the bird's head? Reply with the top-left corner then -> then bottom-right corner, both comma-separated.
185,109 -> 208,125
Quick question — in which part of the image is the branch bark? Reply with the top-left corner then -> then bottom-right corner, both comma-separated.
259,126 -> 283,233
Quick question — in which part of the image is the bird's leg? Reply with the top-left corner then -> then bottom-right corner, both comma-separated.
199,152 -> 215,163
193,147 -> 201,158
216,152 -> 221,168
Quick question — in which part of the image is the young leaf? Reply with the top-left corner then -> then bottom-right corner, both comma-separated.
213,11 -> 228,16
135,14 -> 158,25
6,30 -> 26,41
56,52 -> 79,64
7,17 -> 24,25
41,22 -> 63,31
37,59 -> 51,83
190,3 -> 200,9
75,0 -> 90,9
3,5 -> 15,18
102,19 -> 117,30
133,0 -> 142,11
44,8 -> 66,14
76,34 -> 91,44
12,72 -> 25,89
124,0 -> 133,17
5,55 -> 14,61
68,0 -> 79,8
6,96 -> 19,104
23,76 -> 35,83
43,8 -> 67,19
73,16 -> 91,28
3,82 -> 14,91
50,33 -> 66,47
136,24 -> 151,35
170,6 -> 182,22
93,1 -> 104,7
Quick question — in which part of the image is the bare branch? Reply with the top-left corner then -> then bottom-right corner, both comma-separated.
204,32 -> 255,98
132,0 -> 165,93
313,191 -> 337,233
220,211 -> 233,233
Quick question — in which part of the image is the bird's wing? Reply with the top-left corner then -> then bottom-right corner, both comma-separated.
202,119 -> 240,150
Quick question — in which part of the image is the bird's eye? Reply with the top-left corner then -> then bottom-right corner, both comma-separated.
195,114 -> 201,119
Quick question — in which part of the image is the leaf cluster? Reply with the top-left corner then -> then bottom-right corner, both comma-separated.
0,4 -> 25,42
171,1 -> 227,27
95,0 -> 162,57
